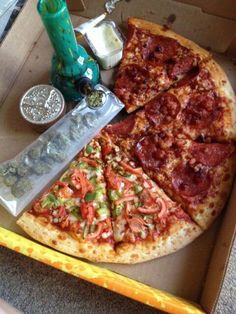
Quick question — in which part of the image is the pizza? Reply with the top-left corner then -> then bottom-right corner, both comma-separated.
114,17 -> 210,113
17,17 -> 236,264
17,135 -> 201,263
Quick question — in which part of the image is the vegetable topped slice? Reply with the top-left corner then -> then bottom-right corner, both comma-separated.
29,138 -> 113,243
99,132 -> 195,244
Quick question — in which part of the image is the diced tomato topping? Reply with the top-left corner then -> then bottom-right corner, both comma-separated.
128,217 -> 146,233
86,222 -> 104,240
60,216 -> 70,229
80,202 -> 95,224
137,206 -> 159,214
55,181 -> 68,188
105,165 -> 133,191
80,157 -> 98,167
87,205 -> 95,225
71,169 -> 94,198
57,186 -> 74,198
139,189 -> 156,207
115,194 -> 139,205
157,199 -> 168,220
125,202 -> 132,215
32,200 -> 48,215
58,206 -> 67,218
119,161 -> 142,175
80,202 -> 88,219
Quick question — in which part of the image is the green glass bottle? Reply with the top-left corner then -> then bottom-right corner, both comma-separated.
37,0 -> 100,101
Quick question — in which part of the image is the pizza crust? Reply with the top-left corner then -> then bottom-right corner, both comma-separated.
17,212 -> 117,263
114,220 -> 202,264
17,212 -> 202,264
203,58 -> 236,140
188,156 -> 236,230
128,17 -> 211,61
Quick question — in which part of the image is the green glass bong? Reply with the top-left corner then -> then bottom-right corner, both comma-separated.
37,0 -> 100,101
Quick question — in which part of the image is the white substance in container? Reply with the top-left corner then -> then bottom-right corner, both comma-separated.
85,21 -> 124,70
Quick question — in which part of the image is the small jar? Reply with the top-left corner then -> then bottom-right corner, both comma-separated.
20,85 -> 66,132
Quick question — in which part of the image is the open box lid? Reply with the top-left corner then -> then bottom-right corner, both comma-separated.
69,0 -> 236,56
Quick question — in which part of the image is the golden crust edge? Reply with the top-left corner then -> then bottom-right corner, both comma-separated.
17,212 -> 117,263
128,17 -> 211,60
190,156 -> 236,230
17,213 -> 202,264
114,220 -> 202,264
203,58 -> 236,140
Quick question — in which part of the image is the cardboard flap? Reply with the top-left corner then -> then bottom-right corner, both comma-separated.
73,0 -> 236,54
175,0 -> 236,21
201,180 -> 236,313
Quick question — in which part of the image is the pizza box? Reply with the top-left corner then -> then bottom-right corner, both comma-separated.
0,0 -> 236,313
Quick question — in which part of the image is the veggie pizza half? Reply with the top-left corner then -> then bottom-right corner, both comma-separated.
17,136 -> 201,264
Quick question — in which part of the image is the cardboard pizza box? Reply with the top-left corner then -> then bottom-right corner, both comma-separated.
0,0 -> 236,313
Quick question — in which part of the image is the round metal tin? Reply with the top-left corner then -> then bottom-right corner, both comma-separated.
19,84 -> 66,132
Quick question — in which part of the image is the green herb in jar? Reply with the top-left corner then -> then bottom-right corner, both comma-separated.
87,90 -> 105,109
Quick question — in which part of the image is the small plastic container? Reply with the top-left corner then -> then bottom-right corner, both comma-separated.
85,21 -> 124,70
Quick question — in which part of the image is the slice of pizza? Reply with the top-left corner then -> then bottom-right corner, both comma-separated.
144,60 -> 236,141
99,133 -> 202,263
114,17 -> 210,113
134,132 -> 236,230
17,139 -> 117,263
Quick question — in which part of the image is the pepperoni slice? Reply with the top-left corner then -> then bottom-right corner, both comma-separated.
145,93 -> 180,127
190,143 -> 235,167
175,67 -> 200,88
135,136 -> 167,171
175,68 -> 214,90
183,93 -> 222,129
167,55 -> 196,79
139,34 -> 180,64
106,114 -> 136,137
114,65 -> 149,104
172,162 -> 211,197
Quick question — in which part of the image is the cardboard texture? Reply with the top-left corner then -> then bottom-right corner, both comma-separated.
72,0 -> 236,54
0,0 -> 236,313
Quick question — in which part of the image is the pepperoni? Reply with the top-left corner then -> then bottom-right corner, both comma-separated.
114,65 -> 149,101
139,34 -> 180,64
106,114 -> 136,137
172,162 -> 211,197
135,136 -> 167,171
175,67 -> 200,88
183,93 -> 222,129
190,143 -> 235,167
167,55 -> 196,79
145,93 -> 180,127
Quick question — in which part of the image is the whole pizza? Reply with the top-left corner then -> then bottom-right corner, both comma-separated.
17,18 -> 236,264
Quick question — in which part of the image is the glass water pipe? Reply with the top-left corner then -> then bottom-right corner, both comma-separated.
37,0 -> 100,101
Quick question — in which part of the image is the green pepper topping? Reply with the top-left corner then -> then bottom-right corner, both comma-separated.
86,145 -> 94,154
97,207 -> 110,220
85,191 -> 97,202
78,161 -> 87,169
108,190 -> 121,201
41,193 -> 60,208
89,176 -> 97,186
134,184 -> 143,194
